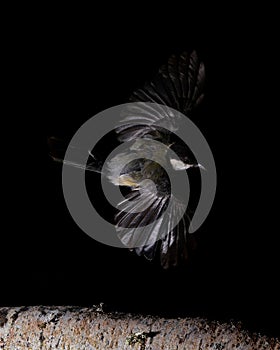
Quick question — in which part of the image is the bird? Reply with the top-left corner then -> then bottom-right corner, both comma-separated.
49,50 -> 206,269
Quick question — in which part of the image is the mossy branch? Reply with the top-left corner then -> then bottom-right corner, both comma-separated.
0,306 -> 279,349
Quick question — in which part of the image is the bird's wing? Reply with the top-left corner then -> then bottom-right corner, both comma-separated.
116,51 -> 205,143
131,50 -> 205,114
159,208 -> 196,269
115,181 -> 195,268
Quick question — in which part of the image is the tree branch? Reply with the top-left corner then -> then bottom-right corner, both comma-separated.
0,306 -> 279,349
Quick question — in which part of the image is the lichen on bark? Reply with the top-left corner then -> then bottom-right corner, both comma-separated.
0,306 -> 279,349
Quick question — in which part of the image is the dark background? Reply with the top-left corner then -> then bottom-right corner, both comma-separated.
2,8 -> 279,338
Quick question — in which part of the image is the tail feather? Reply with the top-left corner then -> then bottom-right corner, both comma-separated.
47,136 -> 103,173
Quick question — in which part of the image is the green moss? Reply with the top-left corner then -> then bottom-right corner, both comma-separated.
126,332 -> 147,348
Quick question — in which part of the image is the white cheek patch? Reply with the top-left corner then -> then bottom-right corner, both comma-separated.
170,158 -> 192,170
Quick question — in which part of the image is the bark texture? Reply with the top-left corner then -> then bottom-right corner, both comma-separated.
0,306 -> 279,349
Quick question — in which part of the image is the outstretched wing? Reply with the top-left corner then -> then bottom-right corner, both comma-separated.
115,184 -> 196,269
131,50 -> 205,114
116,50 -> 205,143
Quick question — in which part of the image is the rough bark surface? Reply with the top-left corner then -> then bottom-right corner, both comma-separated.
0,306 -> 279,349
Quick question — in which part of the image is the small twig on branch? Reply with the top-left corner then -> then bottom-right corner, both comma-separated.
0,306 -> 279,349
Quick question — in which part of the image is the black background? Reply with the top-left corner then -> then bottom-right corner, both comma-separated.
2,8 -> 279,338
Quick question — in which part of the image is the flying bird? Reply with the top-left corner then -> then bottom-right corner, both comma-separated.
49,51 -> 206,268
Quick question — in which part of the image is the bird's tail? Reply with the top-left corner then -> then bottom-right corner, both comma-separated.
47,136 -> 103,173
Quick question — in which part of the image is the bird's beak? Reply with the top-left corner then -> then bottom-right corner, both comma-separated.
197,163 -> 206,171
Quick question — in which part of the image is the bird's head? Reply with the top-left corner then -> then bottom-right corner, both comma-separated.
170,158 -> 205,171
169,144 -> 206,171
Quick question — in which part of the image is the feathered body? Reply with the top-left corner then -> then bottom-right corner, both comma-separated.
49,51 -> 205,268
106,51 -> 205,268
